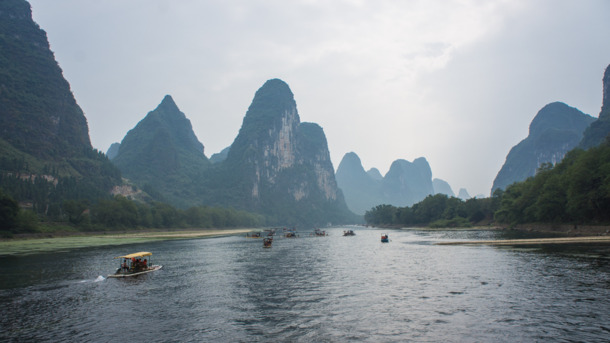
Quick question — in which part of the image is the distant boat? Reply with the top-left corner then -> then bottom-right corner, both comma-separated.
381,234 -> 389,243
263,237 -> 273,248
108,251 -> 162,278
343,230 -> 356,236
284,228 -> 299,238
311,228 -> 328,236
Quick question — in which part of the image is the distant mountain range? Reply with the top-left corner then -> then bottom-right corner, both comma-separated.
108,79 -> 357,227
335,152 -> 458,215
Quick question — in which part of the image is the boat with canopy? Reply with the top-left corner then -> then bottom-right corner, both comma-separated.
381,234 -> 389,243
107,251 -> 162,278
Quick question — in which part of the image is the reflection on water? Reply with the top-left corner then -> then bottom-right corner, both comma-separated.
1,227 -> 609,342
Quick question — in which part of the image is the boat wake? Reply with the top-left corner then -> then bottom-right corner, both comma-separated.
79,275 -> 106,283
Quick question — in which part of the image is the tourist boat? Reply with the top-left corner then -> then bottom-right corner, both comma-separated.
246,231 -> 262,238
284,228 -> 299,238
311,228 -> 328,236
381,234 -> 389,243
263,237 -> 273,248
107,251 -> 162,278
343,230 -> 356,236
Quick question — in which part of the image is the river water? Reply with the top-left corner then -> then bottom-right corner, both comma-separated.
1,227 -> 609,342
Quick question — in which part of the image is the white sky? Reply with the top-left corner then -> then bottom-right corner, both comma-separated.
28,0 -> 610,197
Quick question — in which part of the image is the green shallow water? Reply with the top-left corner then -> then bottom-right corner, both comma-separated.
0,236 -> 171,256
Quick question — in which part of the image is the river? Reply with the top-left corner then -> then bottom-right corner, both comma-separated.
1,227 -> 609,342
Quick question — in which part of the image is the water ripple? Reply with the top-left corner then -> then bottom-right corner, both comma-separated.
1,228 -> 609,342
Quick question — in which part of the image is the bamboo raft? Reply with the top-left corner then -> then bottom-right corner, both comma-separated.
437,236 -> 610,246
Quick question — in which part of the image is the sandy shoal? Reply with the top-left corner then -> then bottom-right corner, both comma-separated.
437,235 -> 610,246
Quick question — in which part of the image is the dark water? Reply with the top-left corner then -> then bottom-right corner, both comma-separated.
1,227 -> 610,342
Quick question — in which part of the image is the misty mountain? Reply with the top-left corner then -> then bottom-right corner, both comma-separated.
367,168 -> 383,181
457,188 -> 471,200
106,143 -> 120,160
0,0 -> 121,208
111,95 -> 211,207
580,63 -> 610,149
335,152 -> 383,215
209,146 -> 230,164
433,178 -> 455,197
336,152 -> 439,214
492,102 -> 595,193
382,158 -> 434,207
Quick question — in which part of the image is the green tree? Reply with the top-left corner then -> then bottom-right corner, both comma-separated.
63,199 -> 89,224
0,190 -> 19,231
364,204 -> 397,225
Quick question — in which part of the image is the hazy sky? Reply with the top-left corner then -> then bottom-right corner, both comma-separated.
28,0 -> 610,197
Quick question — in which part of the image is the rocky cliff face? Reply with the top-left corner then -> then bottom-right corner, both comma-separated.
580,64 -> 610,149
297,122 -> 339,201
216,79 -> 355,226
601,64 -> 610,120
493,102 -> 595,192
111,95 -> 210,207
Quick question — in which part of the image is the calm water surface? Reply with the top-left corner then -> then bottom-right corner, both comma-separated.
1,227 -> 609,342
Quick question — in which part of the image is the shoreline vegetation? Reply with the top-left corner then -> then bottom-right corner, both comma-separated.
405,223 -> 610,237
0,228 -> 253,256
373,223 -> 610,246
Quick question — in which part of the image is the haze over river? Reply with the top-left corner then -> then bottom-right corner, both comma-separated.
1,227 -> 609,342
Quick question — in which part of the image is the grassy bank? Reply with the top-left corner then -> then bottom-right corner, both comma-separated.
0,229 -> 253,256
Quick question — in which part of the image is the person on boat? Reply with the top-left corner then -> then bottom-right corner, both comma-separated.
121,259 -> 128,271
142,259 -> 148,269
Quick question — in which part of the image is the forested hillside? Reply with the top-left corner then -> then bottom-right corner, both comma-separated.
495,138 -> 610,225
0,0 -> 122,229
492,102 -> 594,192
111,95 -> 211,208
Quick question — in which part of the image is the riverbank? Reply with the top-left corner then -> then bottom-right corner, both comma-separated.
0,228 -> 253,256
437,235 -> 610,246
508,223 -> 610,237
373,223 -> 610,237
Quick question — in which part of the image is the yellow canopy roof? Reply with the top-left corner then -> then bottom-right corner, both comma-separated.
115,251 -> 152,259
